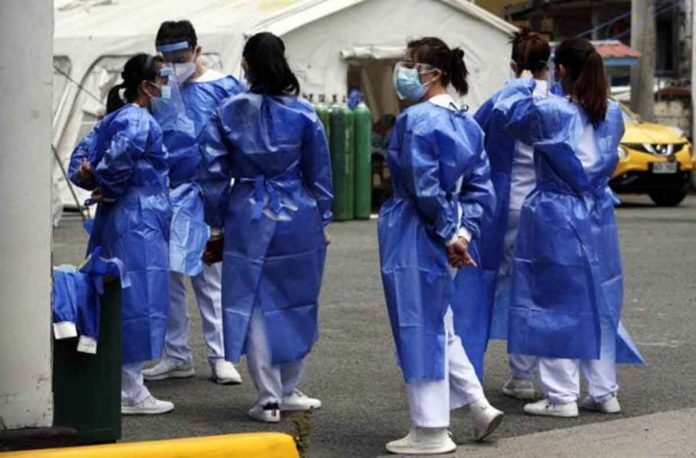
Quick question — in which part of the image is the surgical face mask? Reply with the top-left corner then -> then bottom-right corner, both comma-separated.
393,62 -> 435,101
172,61 -> 196,82
146,83 -> 173,120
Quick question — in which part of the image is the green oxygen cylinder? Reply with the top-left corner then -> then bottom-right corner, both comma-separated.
315,94 -> 331,140
343,95 -> 356,220
329,95 -> 355,221
353,101 -> 372,219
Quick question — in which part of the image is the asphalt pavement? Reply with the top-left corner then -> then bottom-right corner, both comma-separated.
52,194 -> 696,457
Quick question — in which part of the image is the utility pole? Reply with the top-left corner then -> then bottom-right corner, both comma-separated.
630,0 -> 656,121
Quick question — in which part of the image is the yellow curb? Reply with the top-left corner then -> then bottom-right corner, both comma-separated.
1,432 -> 299,458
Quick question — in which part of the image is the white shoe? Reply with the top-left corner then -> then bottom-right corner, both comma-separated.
211,359 -> 242,385
280,389 -> 321,411
386,428 -> 456,455
579,395 -> 621,414
524,399 -> 578,418
142,357 -> 195,381
248,403 -> 280,423
470,400 -> 504,441
502,377 -> 537,400
121,395 -> 174,415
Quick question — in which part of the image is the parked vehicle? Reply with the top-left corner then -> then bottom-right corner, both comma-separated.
612,103 -> 694,206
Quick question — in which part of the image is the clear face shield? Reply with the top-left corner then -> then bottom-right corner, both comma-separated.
157,40 -> 198,82
547,54 -> 564,95
150,65 -> 188,130
392,60 -> 436,101
509,60 -> 518,81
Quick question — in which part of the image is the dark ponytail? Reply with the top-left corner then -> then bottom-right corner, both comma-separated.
106,82 -> 127,114
407,37 -> 469,95
243,32 -> 300,96
555,38 -> 608,125
510,26 -> 550,73
106,53 -> 163,114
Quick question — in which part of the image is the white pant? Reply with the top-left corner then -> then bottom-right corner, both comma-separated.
509,354 -> 538,380
246,306 -> 306,407
122,362 -> 150,404
538,317 -> 618,404
406,307 -> 486,428
166,263 -> 224,365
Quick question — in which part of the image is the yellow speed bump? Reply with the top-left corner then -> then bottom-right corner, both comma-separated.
1,432 -> 299,458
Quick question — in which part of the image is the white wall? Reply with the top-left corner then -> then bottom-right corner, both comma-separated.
0,0 -> 54,429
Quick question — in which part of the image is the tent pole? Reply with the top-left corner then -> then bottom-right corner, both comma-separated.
52,145 -> 88,222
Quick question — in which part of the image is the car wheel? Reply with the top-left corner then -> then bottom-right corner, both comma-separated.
648,188 -> 688,207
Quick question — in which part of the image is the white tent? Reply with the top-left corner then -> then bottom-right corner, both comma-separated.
53,0 -> 516,213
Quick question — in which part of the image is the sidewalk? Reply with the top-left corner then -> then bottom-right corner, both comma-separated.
377,408 -> 696,458
451,408 -> 696,458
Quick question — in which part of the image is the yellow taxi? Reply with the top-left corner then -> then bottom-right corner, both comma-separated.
611,103 -> 694,206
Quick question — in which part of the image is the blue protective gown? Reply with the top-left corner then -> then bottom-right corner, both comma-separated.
199,92 -> 333,365
476,80 -> 551,341
160,73 -> 244,276
68,104 -> 171,364
378,99 -> 496,382
475,86 -> 527,341
493,79 -> 644,364
52,250 -> 129,353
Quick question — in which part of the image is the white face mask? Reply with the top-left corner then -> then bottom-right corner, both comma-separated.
173,61 -> 196,82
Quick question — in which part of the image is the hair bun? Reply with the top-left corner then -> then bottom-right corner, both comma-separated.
451,47 -> 465,62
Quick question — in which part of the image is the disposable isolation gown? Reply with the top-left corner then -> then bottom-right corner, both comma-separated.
51,248 -> 129,354
474,81 -> 547,340
69,104 -> 171,364
158,72 -> 244,275
493,79 -> 644,364
199,92 -> 333,365
378,100 -> 495,382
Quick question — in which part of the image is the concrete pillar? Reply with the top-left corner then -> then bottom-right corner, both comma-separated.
0,0 -> 54,429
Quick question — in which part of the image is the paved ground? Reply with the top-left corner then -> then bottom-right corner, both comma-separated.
52,194 -> 696,457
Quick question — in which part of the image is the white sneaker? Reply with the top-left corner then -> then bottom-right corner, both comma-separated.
502,377 -> 538,400
121,395 -> 174,415
248,403 -> 280,423
280,389 -> 321,411
524,399 -> 578,418
386,428 -> 456,455
211,359 -> 242,385
579,395 -> 621,414
470,400 -> 504,441
142,357 -> 195,381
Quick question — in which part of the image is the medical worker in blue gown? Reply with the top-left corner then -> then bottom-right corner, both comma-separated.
69,54 -> 174,415
474,28 -> 551,400
493,38 -> 644,418
378,37 -> 503,456
143,21 -> 245,385
199,32 -> 333,424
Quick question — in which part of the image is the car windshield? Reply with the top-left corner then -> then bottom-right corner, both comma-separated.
619,103 -> 640,124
